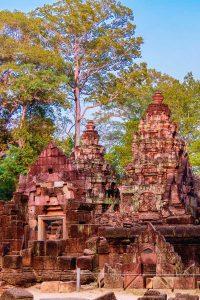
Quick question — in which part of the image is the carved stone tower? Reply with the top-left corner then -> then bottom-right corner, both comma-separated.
121,91 -> 197,224
72,120 -> 115,201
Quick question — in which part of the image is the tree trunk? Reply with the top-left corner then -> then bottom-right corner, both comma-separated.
74,39 -> 81,147
74,86 -> 81,147
20,105 -> 27,128
18,104 -> 27,148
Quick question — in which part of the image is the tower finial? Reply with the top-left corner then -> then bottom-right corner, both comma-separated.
86,120 -> 95,131
152,91 -> 164,104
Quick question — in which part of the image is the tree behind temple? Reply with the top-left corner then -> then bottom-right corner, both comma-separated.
0,10 -> 67,147
33,0 -> 142,146
0,10 -> 68,199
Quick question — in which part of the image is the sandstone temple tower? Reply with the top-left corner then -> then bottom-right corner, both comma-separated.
121,91 -> 198,224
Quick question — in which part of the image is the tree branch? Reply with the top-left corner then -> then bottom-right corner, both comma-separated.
79,103 -> 100,121
66,122 -> 75,136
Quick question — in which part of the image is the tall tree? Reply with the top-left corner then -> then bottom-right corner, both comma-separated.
0,10 -> 69,200
0,105 -> 11,157
33,0 -> 142,146
0,10 -> 68,149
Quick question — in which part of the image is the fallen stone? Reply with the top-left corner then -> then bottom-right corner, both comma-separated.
93,292 -> 117,300
59,281 -> 76,293
40,281 -> 60,293
169,294 -> 199,300
0,288 -> 33,300
138,290 -> 167,300
1,270 -> 36,286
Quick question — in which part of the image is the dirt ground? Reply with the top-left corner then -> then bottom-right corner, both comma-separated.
27,285 -> 200,300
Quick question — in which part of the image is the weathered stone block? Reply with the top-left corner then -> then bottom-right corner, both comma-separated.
93,292 -> 117,300
2,267 -> 36,286
57,256 -> 76,270
77,238 -> 87,253
2,255 -> 22,269
124,275 -> 144,289
32,256 -> 44,270
138,290 -> 167,300
65,238 -> 78,253
0,288 -> 33,300
43,256 -> 57,270
32,241 -> 45,256
83,248 -> 95,256
59,281 -> 76,293
41,281 -> 60,293
174,277 -> 196,289
98,242 -> 109,254
21,248 -> 32,267
104,273 -> 123,289
169,293 -> 199,300
98,254 -> 109,269
77,255 -> 93,270
46,240 -> 61,256
40,270 -> 62,281
10,240 -> 22,253
153,276 -> 174,289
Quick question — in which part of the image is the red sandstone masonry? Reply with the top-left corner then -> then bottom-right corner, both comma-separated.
0,93 -> 199,289
120,91 -> 198,224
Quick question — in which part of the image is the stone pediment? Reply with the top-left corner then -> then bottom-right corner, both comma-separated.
29,142 -> 69,176
132,223 -> 183,275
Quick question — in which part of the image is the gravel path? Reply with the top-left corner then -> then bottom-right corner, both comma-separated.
27,286 -> 200,300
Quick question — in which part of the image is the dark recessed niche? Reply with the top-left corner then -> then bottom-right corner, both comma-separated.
48,168 -> 53,174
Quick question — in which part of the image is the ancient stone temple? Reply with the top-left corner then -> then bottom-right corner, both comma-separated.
120,91 -> 198,223
0,121 -> 116,285
0,92 -> 199,290
99,92 -> 200,289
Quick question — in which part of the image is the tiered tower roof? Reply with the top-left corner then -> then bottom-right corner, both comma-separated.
121,91 -> 197,224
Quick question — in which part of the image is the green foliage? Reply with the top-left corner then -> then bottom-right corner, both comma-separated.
0,10 -> 64,69
105,119 -> 138,174
0,146 -> 34,200
101,65 -> 200,174
56,136 -> 74,157
0,112 -> 55,200
32,0 -> 142,145
0,9 -> 68,124
0,9 -> 69,200
33,0 -> 142,80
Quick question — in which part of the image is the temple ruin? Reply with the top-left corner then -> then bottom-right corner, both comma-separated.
0,92 -> 199,289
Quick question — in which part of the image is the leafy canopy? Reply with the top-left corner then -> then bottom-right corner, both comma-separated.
32,0 -> 142,145
0,9 -> 69,200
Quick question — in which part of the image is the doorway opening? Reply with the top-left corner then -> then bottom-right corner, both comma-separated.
38,215 -> 67,241
141,263 -> 156,288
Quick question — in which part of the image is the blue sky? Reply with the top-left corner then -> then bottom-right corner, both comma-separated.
1,0 -> 200,80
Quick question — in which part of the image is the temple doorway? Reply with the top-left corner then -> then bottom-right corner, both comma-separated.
141,263 -> 156,288
38,215 -> 67,241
